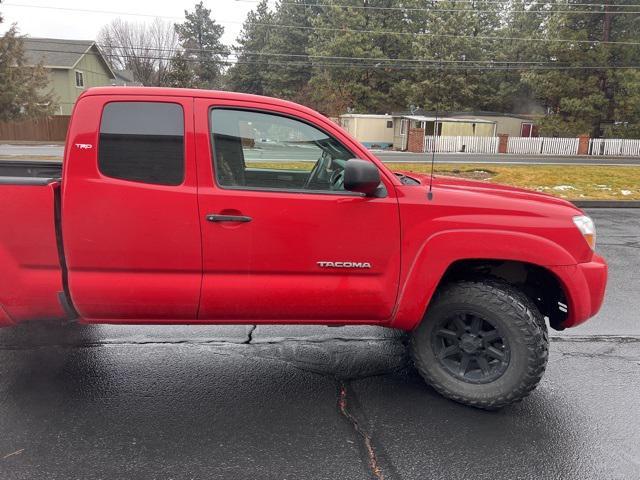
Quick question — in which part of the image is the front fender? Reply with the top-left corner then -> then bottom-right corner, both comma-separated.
390,229 -> 577,330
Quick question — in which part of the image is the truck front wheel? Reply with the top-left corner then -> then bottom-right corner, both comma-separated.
410,280 -> 549,409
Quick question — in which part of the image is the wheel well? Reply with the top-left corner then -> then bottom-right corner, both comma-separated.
438,260 -> 569,330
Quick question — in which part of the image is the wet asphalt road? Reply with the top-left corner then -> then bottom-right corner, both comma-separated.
1,208 -> 639,479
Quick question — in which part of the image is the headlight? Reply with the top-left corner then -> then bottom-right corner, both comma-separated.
573,215 -> 596,250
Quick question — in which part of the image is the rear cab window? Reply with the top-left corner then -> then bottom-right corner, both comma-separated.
99,102 -> 185,185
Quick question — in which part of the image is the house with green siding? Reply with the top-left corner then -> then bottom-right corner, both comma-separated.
23,38 -> 116,115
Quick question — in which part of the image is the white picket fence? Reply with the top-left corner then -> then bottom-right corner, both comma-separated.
507,137 -> 543,154
507,137 -> 579,155
589,138 -> 640,156
424,135 -> 499,154
419,135 -> 640,156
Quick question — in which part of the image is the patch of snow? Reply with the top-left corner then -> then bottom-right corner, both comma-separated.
621,190 -> 632,196
553,185 -> 576,191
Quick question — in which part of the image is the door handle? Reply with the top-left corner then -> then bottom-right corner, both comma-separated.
206,214 -> 252,223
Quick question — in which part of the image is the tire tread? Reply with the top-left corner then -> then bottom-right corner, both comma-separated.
410,279 -> 549,409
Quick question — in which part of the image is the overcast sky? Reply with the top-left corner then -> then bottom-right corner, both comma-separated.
0,0 -> 268,45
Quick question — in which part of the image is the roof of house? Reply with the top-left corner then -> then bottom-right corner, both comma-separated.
403,115 -> 496,124
339,113 -> 393,119
394,110 -> 539,120
113,69 -> 143,86
22,37 -> 115,78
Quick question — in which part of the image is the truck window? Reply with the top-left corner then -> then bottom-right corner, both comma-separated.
99,102 -> 184,186
210,109 -> 353,192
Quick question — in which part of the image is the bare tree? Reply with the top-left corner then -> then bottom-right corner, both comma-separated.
98,18 -> 178,86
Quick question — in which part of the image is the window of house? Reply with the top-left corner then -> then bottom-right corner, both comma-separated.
210,109 -> 354,193
75,70 -> 84,88
521,122 -> 534,137
99,102 -> 184,185
386,120 -> 393,129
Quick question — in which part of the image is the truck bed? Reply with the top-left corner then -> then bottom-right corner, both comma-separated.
0,162 -> 66,325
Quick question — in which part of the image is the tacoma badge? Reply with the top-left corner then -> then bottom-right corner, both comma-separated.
317,261 -> 372,269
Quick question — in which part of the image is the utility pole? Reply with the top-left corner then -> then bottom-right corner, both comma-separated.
598,0 -> 614,137
603,0 -> 612,42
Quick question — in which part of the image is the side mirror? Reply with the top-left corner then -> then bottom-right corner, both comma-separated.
344,159 -> 381,196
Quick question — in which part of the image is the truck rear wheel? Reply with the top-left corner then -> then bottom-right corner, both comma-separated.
410,280 -> 548,409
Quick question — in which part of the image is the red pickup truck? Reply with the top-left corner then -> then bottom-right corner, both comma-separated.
0,87 -> 607,408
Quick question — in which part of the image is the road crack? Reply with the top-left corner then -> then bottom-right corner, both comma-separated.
338,380 -> 385,480
244,325 -> 257,344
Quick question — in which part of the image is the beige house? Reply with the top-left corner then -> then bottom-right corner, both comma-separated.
392,115 -> 497,151
391,110 -> 539,151
339,114 -> 395,149
447,112 -> 539,138
23,38 -> 116,115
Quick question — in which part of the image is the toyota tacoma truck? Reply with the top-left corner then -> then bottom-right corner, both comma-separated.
0,87 -> 607,409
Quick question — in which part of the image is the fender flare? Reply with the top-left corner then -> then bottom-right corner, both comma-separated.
390,229 -> 577,330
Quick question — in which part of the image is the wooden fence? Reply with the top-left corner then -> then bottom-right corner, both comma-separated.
0,116 -> 70,142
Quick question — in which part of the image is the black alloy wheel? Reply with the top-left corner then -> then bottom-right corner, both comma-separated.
432,312 -> 510,384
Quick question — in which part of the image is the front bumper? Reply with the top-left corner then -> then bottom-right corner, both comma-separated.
549,253 -> 608,328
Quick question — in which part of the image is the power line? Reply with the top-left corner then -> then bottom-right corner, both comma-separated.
238,0 -> 640,9
25,46 -> 640,70
6,2 -> 640,45
243,21 -> 640,45
5,1 -> 640,23
30,38 -> 589,65
19,41 -> 623,66
235,0 -> 640,14
2,3 -> 185,21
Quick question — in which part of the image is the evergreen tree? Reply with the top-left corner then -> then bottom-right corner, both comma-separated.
261,0 -> 319,102
523,1 -> 640,136
227,0 -> 273,94
164,52 -> 196,88
485,0 -> 549,114
406,0 -> 505,112
0,25 -> 56,120
175,2 -> 230,89
225,0 -> 640,135
307,0 -> 414,115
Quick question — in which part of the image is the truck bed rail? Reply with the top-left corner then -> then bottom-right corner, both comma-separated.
0,160 -> 62,185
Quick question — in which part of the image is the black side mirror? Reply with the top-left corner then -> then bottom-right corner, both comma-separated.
344,159 -> 381,196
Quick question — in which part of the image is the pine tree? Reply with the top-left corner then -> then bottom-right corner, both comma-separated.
175,2 -> 230,89
405,0 -> 506,112
164,52 -> 196,88
523,1 -> 640,136
492,0 -> 549,115
307,0 -> 414,115
227,0 -> 273,94
260,0 -> 319,102
0,25 -> 56,121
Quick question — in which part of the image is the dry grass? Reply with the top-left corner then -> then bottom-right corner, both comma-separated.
247,161 -> 640,200
387,163 -> 640,200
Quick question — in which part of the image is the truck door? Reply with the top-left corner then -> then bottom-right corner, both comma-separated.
194,99 -> 401,322
62,96 -> 201,321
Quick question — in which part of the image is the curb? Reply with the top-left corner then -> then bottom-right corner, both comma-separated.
572,200 -> 640,208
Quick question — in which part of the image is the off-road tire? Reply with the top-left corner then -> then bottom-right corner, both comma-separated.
410,279 -> 549,410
